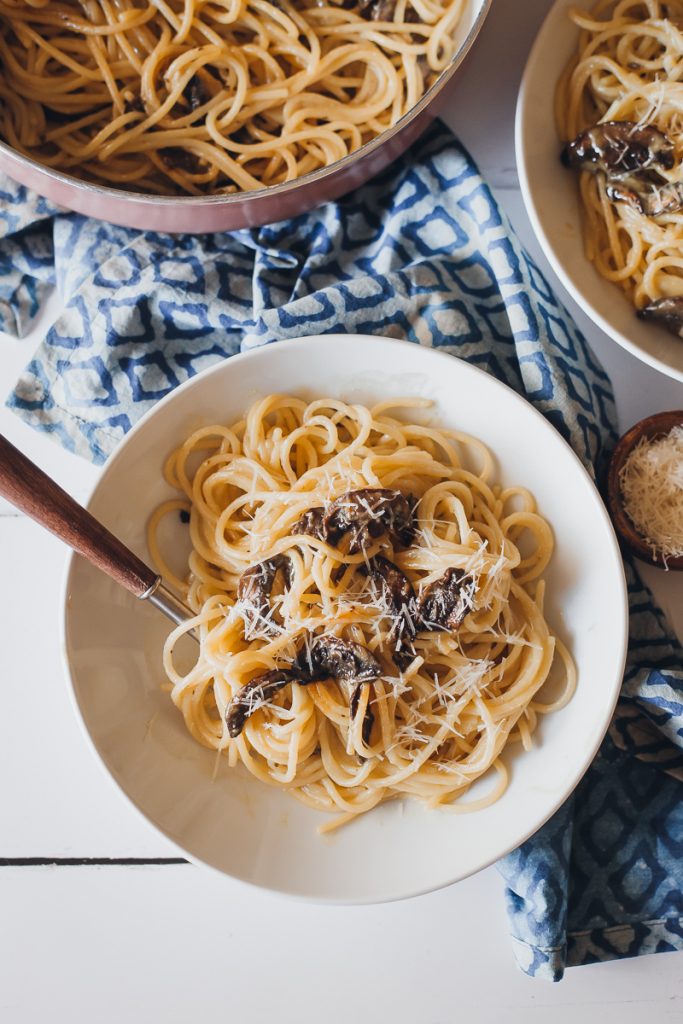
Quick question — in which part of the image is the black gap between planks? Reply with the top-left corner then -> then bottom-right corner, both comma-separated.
0,857 -> 188,866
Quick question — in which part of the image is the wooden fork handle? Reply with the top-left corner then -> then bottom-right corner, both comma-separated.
0,433 -> 159,598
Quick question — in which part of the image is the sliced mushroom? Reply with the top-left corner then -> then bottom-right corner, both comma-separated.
349,684 -> 375,746
226,669 -> 301,738
307,633 -> 381,684
363,555 -> 417,669
292,489 -> 416,554
237,553 -> 292,638
638,297 -> 683,338
562,121 -> 675,177
184,76 -> 208,111
605,177 -> 683,217
358,0 -> 396,19
162,147 -> 205,175
562,121 -> 683,217
291,506 -> 326,540
309,0 -> 361,8
416,568 -> 476,632
324,488 -> 416,553
330,562 -> 350,585
123,95 -> 145,115
304,634 -> 381,746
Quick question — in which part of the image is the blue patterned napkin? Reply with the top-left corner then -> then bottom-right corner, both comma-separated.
2,121 -> 682,980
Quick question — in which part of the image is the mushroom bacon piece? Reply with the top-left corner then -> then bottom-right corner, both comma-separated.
324,488 -> 416,554
227,635 -> 381,744
292,490 -> 416,554
184,75 -> 209,111
161,147 -> 205,175
291,506 -> 327,541
236,553 -> 292,638
358,0 -> 397,19
304,634 -> 382,746
562,121 -> 683,217
638,297 -> 683,338
562,121 -> 675,178
307,633 -> 381,684
226,669 -> 302,738
349,684 -> 375,746
605,178 -> 683,217
416,568 -> 476,632
363,555 -> 418,669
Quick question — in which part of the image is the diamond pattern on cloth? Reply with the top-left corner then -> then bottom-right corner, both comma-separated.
1,120 -> 681,981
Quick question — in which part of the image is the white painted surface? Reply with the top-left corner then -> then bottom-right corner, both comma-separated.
1,0 -> 682,1017
3,866 -> 683,1024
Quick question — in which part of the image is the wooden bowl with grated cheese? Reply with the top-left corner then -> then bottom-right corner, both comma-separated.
607,411 -> 683,572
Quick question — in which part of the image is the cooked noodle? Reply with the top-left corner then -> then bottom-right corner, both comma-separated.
0,0 -> 465,195
148,395 -> 575,833
556,0 -> 683,308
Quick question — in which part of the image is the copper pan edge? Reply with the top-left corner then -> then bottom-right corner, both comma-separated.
0,0 -> 491,232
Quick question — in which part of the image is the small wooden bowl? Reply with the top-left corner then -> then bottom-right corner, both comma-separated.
606,410 -> 683,571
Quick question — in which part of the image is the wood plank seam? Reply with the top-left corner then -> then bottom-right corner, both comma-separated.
0,857 -> 188,866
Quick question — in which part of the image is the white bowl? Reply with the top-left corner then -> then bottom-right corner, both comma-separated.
516,0 -> 683,384
62,335 -> 628,903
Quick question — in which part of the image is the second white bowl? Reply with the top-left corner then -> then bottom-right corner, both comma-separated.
62,335 -> 628,902
516,0 -> 683,384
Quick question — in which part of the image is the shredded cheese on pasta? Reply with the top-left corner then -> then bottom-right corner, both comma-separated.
148,394 -> 576,831
620,424 -> 683,562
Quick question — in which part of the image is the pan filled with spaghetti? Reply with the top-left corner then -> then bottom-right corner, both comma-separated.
0,0 -> 490,231
62,335 -> 627,901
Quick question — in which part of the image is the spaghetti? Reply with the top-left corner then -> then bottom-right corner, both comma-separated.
557,0 -> 683,315
0,0 -> 465,195
149,394 -> 575,832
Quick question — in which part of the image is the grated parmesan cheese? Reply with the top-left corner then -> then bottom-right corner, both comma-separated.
619,425 -> 683,564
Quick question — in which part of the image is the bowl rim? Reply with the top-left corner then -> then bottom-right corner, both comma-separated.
59,333 -> 629,903
0,0 -> 491,210
514,0 -> 683,385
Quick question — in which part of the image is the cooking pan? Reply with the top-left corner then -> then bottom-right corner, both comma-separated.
0,0 -> 491,233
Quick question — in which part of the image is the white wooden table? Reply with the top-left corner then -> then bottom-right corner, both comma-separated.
2,2 -> 682,1020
